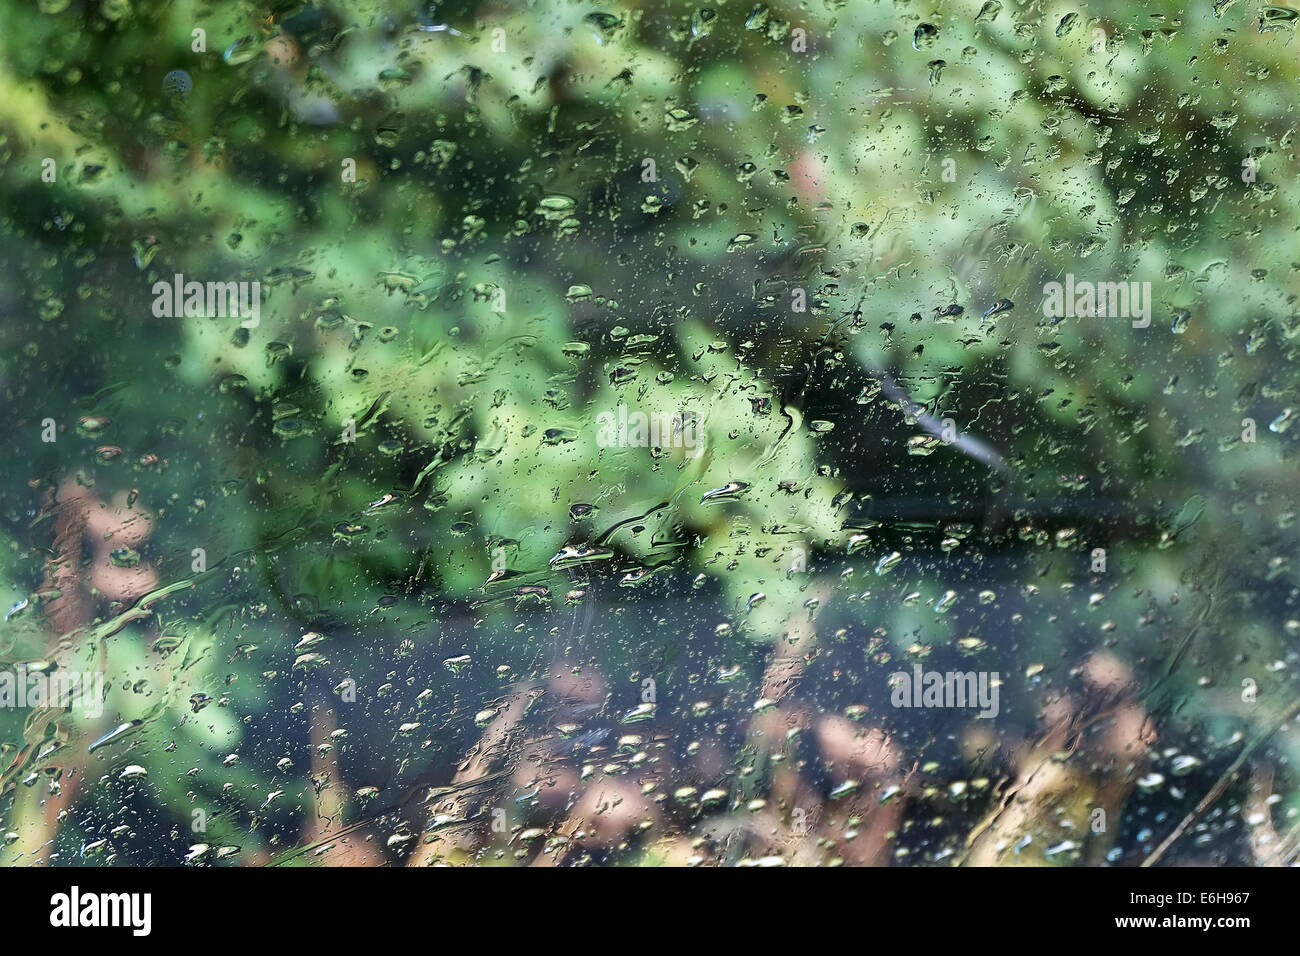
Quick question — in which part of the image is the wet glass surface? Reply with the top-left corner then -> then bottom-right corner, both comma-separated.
1,0 -> 1298,867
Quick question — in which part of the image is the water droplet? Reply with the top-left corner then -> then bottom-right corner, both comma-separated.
223,36 -> 262,66
701,481 -> 749,503
875,551 -> 902,575
913,23 -> 939,50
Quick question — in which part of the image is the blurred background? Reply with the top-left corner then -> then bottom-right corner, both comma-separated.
0,0 -> 1298,866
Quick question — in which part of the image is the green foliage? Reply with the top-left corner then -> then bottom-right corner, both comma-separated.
0,0 -> 1297,866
